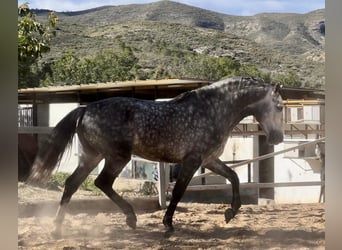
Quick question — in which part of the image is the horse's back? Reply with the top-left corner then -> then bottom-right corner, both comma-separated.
77,97 -> 184,159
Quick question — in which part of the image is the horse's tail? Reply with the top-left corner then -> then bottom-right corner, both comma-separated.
27,106 -> 86,185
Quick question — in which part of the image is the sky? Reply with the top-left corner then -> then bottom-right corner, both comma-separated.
18,0 -> 325,16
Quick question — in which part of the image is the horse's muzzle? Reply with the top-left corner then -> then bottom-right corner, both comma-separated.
267,130 -> 284,145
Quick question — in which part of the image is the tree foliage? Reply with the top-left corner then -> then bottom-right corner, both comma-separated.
169,54 -> 240,80
18,3 -> 57,88
167,54 -> 274,82
272,70 -> 302,87
47,47 -> 139,85
42,48 -> 302,87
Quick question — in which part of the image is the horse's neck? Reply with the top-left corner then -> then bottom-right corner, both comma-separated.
197,84 -> 268,125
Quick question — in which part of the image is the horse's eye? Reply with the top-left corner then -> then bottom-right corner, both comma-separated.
276,104 -> 283,112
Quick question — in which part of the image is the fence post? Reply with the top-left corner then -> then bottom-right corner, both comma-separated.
158,162 -> 167,209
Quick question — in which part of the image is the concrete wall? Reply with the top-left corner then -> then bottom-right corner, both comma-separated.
222,137 -> 323,204
273,141 -> 322,203
220,136 -> 256,183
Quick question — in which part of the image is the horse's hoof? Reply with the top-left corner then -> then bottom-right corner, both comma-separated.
224,208 -> 235,223
126,216 -> 137,229
51,229 -> 62,239
164,227 -> 174,238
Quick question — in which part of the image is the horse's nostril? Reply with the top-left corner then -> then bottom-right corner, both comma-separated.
267,130 -> 284,145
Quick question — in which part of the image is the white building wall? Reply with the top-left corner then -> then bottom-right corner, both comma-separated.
220,136 -> 255,183
49,103 -> 80,173
273,142 -> 322,203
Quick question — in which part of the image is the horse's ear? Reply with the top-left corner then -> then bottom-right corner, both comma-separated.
274,84 -> 282,94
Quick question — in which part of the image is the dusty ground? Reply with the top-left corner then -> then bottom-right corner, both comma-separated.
18,182 -> 325,249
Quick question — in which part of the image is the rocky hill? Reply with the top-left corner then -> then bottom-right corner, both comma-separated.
34,0 -> 325,87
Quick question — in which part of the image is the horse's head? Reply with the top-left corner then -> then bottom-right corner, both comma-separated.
252,84 -> 284,145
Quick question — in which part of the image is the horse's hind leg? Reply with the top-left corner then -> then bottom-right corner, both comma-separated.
94,155 -> 137,229
204,159 -> 241,223
54,152 -> 102,237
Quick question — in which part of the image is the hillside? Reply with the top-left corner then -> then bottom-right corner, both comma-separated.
34,0 -> 325,87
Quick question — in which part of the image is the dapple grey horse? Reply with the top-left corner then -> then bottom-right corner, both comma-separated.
28,77 -> 284,236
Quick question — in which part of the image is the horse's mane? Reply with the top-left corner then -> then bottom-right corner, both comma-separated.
212,77 -> 270,91
169,90 -> 198,104
169,77 -> 272,104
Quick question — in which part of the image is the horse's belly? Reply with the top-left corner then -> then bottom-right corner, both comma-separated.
132,149 -> 183,163
132,139 -> 188,163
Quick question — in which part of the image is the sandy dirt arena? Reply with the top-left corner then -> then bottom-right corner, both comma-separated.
18,183 -> 325,249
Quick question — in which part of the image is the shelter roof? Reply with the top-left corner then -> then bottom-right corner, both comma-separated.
18,79 -> 211,104
18,78 -> 325,104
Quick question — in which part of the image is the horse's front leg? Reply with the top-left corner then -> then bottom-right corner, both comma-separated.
163,156 -> 201,236
203,159 -> 241,223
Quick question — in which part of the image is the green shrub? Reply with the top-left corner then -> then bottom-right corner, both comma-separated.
47,172 -> 103,195
47,172 -> 69,187
139,181 -> 158,196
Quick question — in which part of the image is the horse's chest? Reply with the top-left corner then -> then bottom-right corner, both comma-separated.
201,140 -> 226,164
